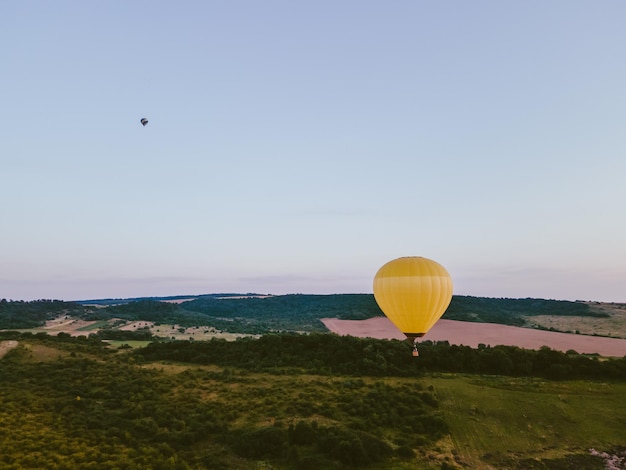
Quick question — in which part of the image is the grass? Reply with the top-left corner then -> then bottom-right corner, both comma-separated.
106,340 -> 154,349
75,320 -> 109,331
429,374 -> 626,468
22,343 -> 71,361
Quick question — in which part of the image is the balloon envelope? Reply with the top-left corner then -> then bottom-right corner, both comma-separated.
373,256 -> 453,340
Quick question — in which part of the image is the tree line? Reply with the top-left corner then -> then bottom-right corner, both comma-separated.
135,332 -> 626,381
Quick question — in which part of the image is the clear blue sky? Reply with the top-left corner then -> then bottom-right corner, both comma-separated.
2,1 -> 625,302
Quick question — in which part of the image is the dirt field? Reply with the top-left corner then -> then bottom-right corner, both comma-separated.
526,302 -> 626,339
0,340 -> 18,359
121,321 -> 256,341
321,317 -> 626,357
42,316 -> 101,336
34,317 -> 256,342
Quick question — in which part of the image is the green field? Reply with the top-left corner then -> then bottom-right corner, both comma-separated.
429,374 -> 626,469
76,320 -> 109,331
106,339 -> 154,349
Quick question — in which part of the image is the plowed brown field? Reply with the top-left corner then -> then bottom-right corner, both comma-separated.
322,317 -> 626,357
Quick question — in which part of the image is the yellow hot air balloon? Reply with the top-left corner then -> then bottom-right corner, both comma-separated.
373,256 -> 453,355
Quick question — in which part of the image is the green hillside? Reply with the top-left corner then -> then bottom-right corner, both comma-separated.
0,299 -> 89,329
0,294 -> 609,334
0,331 -> 625,469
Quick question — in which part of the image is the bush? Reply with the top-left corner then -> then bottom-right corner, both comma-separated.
231,426 -> 288,459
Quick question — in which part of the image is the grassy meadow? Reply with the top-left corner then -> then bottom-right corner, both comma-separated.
430,374 -> 626,468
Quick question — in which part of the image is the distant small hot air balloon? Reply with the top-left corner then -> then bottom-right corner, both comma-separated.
140,118 -> 148,127
373,256 -> 453,356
